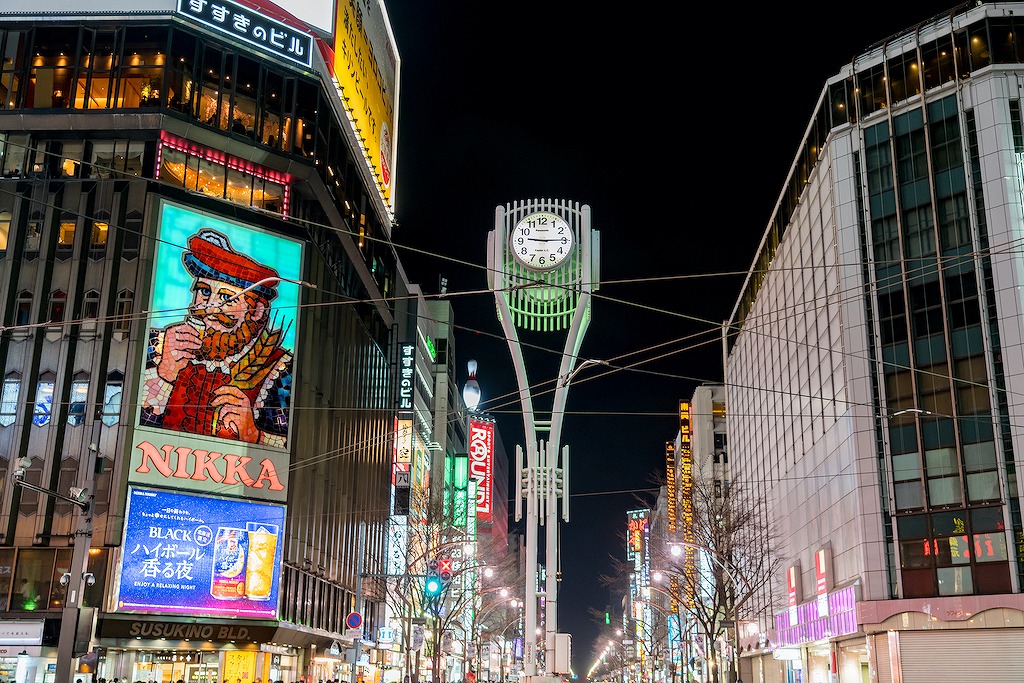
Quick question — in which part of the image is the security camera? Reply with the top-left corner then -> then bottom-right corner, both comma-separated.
13,456 -> 31,477
84,572 -> 96,586
69,486 -> 90,503
60,572 -> 71,587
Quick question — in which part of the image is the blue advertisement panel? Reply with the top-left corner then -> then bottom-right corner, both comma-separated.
116,487 -> 285,618
131,200 -> 304,503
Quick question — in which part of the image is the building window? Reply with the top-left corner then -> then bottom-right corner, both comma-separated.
0,376 -> 20,427
67,379 -> 89,426
24,218 -> 40,258
90,220 -> 108,258
897,507 -> 1011,597
0,209 -> 10,252
58,219 -> 76,246
83,290 -> 100,321
32,379 -> 54,426
101,374 -> 123,427
60,141 -> 83,178
14,290 -> 31,327
114,289 -> 133,332
11,548 -> 56,611
47,290 -> 66,324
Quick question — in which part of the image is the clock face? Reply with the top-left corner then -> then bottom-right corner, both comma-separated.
510,211 -> 575,271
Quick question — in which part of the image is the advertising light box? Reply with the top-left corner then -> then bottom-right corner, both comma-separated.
132,201 -> 305,504
116,487 -> 285,618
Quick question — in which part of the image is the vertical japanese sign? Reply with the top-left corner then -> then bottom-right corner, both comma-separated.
116,487 -> 285,618
397,343 -> 415,412
786,564 -> 800,626
679,401 -> 695,609
453,453 -> 469,527
393,343 -> 415,513
815,547 -> 832,617
468,416 -> 494,523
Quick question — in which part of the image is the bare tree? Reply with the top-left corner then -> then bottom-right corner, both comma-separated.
650,475 -> 783,683
372,490 -> 520,683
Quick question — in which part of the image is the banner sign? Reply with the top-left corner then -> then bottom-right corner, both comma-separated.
116,487 -> 285,618
397,344 -> 415,413
468,417 -> 494,523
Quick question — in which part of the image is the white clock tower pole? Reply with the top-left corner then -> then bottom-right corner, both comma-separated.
486,198 -> 600,679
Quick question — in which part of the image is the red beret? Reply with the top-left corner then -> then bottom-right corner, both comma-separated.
182,229 -> 280,300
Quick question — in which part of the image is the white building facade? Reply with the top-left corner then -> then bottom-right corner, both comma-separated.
726,3 -> 1024,682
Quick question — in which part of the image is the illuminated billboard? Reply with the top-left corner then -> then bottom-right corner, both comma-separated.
131,201 -> 304,503
177,0 -> 314,69
116,487 -> 285,618
332,0 -> 399,206
468,417 -> 494,523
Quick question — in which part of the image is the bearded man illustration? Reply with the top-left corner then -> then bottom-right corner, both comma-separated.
141,228 -> 292,447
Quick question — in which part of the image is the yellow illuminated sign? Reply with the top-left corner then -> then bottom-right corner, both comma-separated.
332,0 -> 399,207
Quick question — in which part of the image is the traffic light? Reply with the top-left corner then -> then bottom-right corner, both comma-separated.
424,558 -> 442,599
438,555 -> 454,587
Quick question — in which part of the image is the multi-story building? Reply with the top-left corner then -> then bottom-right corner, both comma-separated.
0,0 -> 414,681
726,3 -> 1024,681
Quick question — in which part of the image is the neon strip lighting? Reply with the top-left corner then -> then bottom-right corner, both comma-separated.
157,131 -> 291,217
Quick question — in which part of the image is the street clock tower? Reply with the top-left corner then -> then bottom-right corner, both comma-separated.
487,198 -> 600,677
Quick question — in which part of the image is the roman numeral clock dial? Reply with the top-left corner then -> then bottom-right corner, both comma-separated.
510,211 -> 575,271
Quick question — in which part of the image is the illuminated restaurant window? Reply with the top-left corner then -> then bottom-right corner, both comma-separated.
157,133 -> 290,215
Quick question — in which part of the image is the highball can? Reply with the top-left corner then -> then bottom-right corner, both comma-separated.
211,526 -> 247,599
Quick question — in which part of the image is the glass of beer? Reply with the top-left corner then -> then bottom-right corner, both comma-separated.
245,522 -> 279,600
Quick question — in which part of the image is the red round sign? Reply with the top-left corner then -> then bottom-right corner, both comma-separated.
346,611 -> 363,629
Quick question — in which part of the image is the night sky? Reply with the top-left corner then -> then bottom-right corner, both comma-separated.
376,0 -> 959,673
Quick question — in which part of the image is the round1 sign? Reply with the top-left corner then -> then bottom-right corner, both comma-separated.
346,611 -> 363,630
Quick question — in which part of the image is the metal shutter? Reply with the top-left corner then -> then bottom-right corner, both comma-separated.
899,629 -> 1024,682
869,633 -> 892,683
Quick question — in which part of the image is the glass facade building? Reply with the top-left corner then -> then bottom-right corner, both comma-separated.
0,1 -> 410,681
727,3 -> 1024,682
